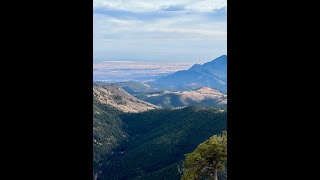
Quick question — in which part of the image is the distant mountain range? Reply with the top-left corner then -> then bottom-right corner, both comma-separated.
94,55 -> 227,93
136,87 -> 227,109
113,81 -> 161,94
93,82 -> 226,110
148,55 -> 227,93
93,84 -> 159,113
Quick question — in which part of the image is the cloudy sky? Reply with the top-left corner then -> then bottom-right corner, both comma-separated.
93,0 -> 227,63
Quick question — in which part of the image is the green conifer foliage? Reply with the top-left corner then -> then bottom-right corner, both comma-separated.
181,131 -> 227,180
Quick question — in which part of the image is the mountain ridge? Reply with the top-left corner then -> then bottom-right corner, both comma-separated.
93,84 -> 159,113
136,86 -> 227,108
149,55 -> 227,93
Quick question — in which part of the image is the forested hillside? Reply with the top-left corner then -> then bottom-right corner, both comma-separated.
96,106 -> 227,180
93,98 -> 125,178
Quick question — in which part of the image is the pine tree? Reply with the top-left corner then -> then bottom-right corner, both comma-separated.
181,131 -> 227,180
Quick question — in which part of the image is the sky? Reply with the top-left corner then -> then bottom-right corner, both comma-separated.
93,0 -> 227,63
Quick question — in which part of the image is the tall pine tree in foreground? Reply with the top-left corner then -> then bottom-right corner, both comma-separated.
181,131 -> 227,180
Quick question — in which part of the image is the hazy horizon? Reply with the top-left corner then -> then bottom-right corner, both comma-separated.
93,60 -> 195,82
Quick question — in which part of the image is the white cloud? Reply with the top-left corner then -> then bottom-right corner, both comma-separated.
93,0 -> 227,62
103,60 -> 135,63
93,0 -> 226,12
185,0 -> 226,12
93,13 -> 226,40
